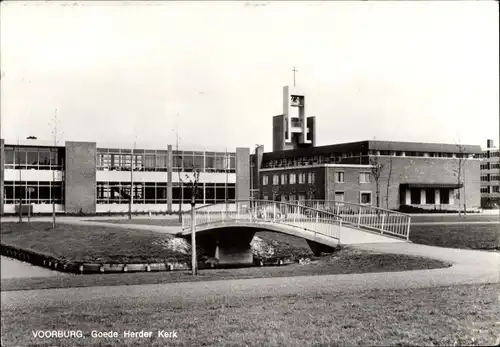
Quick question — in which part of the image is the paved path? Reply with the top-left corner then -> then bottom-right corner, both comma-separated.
2,242 -> 498,308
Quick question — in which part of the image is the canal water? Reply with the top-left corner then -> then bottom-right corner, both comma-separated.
1,255 -> 67,279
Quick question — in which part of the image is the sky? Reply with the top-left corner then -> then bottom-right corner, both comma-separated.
1,1 -> 498,151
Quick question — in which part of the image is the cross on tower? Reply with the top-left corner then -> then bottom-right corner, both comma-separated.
292,66 -> 298,87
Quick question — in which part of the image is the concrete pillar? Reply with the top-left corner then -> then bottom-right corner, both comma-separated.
65,141 -> 97,214
167,145 -> 172,213
405,189 -> 411,205
435,189 -> 440,205
215,244 -> 253,267
236,148 -> 250,201
420,189 -> 426,205
449,189 -> 454,205
212,227 -> 255,267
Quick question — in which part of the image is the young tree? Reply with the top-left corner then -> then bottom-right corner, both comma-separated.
180,169 -> 201,275
453,143 -> 468,217
49,109 -> 63,229
369,154 -> 384,208
385,150 -> 394,210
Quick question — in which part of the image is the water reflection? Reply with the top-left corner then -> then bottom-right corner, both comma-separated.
1,256 -> 67,279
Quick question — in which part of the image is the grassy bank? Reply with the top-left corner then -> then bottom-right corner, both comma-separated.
1,283 -> 498,346
1,247 -> 449,291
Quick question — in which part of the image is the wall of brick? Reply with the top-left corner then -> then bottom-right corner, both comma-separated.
235,147 -> 250,201
65,141 -> 97,214
325,166 -> 375,204
373,156 -> 481,210
260,166 -> 326,200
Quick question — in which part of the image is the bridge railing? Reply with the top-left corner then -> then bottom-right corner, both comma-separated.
181,200 -> 343,242
298,200 -> 411,240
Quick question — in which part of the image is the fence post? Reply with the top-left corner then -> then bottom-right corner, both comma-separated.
357,208 -> 362,227
406,216 -> 411,241
316,213 -> 319,224
181,213 -> 184,229
381,213 -> 385,234
273,203 -> 276,222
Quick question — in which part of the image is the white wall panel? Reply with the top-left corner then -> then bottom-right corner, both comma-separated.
4,169 -> 63,182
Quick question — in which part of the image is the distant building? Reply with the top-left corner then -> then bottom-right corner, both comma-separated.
251,86 -> 483,212
0,139 -> 250,215
251,140 -> 481,211
480,139 -> 500,208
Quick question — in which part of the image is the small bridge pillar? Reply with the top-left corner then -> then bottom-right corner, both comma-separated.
215,228 -> 255,267
306,240 -> 338,257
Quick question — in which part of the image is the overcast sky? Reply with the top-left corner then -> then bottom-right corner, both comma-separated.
1,1 -> 498,151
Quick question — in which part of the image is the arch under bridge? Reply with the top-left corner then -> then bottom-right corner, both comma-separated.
180,200 -> 411,266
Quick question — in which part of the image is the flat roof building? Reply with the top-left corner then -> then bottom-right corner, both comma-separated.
0,138 -> 250,215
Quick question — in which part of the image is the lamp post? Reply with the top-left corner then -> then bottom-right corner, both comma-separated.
190,194 -> 197,276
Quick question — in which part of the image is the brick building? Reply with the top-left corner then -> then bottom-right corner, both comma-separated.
251,140 -> 481,211
480,139 -> 500,208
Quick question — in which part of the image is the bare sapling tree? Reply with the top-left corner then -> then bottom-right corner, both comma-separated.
453,143 -> 468,217
181,169 -> 201,275
370,154 -> 384,209
385,149 -> 394,210
50,109 -> 63,229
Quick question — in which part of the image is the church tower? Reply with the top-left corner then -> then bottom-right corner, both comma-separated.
272,82 -> 316,152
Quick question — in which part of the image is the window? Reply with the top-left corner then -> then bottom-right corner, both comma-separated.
262,175 -> 269,185
298,194 -> 306,201
290,173 -> 296,184
281,174 -> 288,185
289,194 -> 296,202
335,192 -> 345,202
480,187 -> 489,193
426,189 -> 435,204
492,163 -> 500,169
410,188 -> 421,204
308,172 -> 316,184
335,171 -> 344,183
360,192 -> 372,205
493,186 -> 500,193
4,181 -> 64,204
440,189 -> 450,204
491,175 -> 500,181
481,175 -> 489,182
298,173 -> 305,184
480,163 -> 488,170
359,172 -> 371,183
273,174 -> 279,185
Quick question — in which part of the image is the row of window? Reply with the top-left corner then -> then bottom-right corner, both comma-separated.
263,172 -> 317,186
262,191 -> 371,204
95,181 -> 235,204
479,151 -> 500,158
3,181 -> 65,204
96,152 -> 236,173
481,186 -> 500,193
481,175 -> 500,182
408,188 -> 451,205
261,171 -> 371,185
262,151 -> 477,169
4,147 -> 65,170
480,163 -> 500,170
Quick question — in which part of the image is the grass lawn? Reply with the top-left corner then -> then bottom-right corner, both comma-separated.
0,222 -> 189,264
1,283 -> 498,346
409,224 -> 499,251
